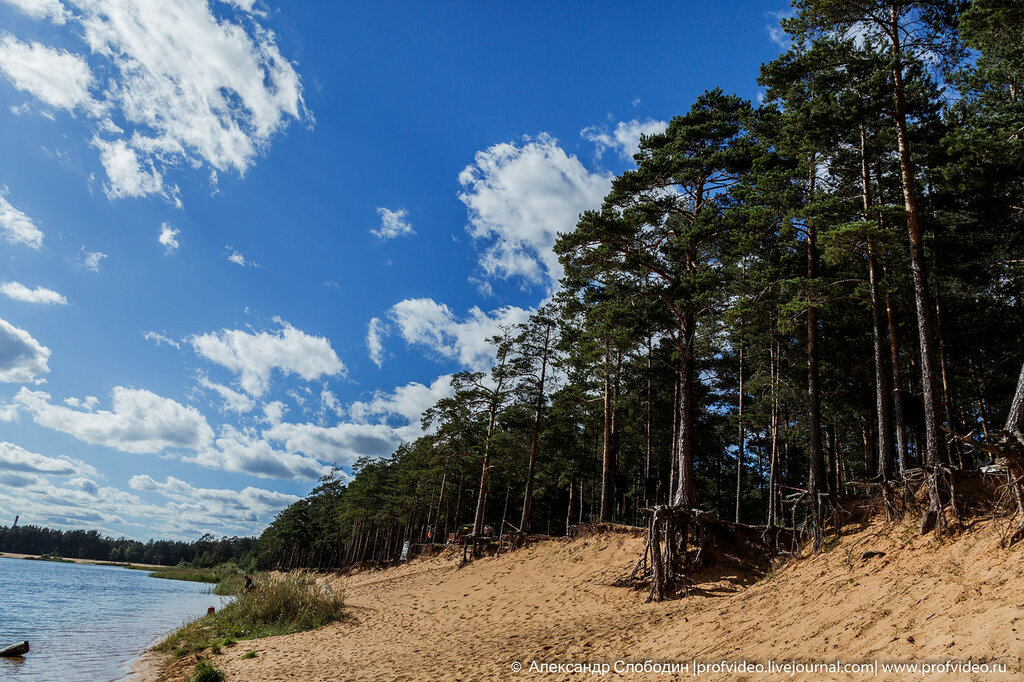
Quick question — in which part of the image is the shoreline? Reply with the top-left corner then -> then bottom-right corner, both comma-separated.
0,552 -> 166,570
126,649 -> 170,681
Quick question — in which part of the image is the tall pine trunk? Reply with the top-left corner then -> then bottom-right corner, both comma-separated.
673,317 -> 697,508
861,126 -> 896,481
806,154 -> 826,550
519,340 -> 549,532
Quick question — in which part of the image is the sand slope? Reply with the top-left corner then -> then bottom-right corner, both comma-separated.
151,519 -> 1024,681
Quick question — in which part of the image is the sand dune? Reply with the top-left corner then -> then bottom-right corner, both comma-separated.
144,518 -> 1024,681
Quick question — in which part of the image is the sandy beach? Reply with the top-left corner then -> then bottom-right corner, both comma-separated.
137,519 -> 1024,681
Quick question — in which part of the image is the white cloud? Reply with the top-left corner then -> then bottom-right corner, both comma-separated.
79,247 -> 107,271
0,0 -> 70,23
197,375 -> 255,414
581,118 -> 668,161
371,207 -> 414,239
143,330 -> 181,350
0,468 -> 296,537
387,297 -> 531,371
2,0 -> 306,200
91,136 -> 163,199
0,36 -> 94,111
0,188 -> 44,249
262,400 -> 286,425
0,318 -> 50,383
188,425 -> 328,480
129,474 -> 303,522
767,9 -> 795,49
0,281 -> 67,305
188,318 -> 345,397
225,246 -> 254,267
348,374 -> 453,431
458,133 -> 610,288
263,375 -> 453,466
13,386 -> 215,454
366,317 -> 385,368
63,395 -> 99,410
318,386 -> 343,421
158,222 -> 180,253
0,441 -> 98,478
263,420 -> 404,467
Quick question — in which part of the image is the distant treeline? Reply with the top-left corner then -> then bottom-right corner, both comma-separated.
0,524 -> 259,569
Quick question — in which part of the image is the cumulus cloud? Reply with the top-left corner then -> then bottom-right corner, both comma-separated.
1,0 -> 70,24
348,375 -> 453,431
189,318 -> 345,397
262,420 -> 404,467
371,207 -> 414,239
0,188 -> 44,249
188,425 -> 328,480
263,375 -> 453,467
0,467 -> 297,537
0,281 -> 67,305
0,36 -> 95,111
129,474 -> 303,522
387,297 -> 531,371
13,386 -> 214,454
581,118 -> 668,161
158,222 -> 180,253
0,441 -> 98,478
366,317 -> 385,368
0,318 -> 50,383
458,133 -> 610,289
91,136 -> 163,199
2,0 -> 306,200
197,376 -> 255,414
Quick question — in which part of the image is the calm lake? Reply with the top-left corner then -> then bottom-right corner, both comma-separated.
0,556 -> 225,681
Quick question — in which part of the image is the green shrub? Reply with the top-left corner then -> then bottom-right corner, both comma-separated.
187,660 -> 225,682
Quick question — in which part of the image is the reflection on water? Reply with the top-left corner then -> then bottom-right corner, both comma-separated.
0,556 -> 224,681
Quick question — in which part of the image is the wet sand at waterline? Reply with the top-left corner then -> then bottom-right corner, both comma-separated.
142,520 -> 1023,681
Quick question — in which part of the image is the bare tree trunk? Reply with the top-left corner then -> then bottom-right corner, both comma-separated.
674,317 -> 698,508
806,154 -> 826,550
645,335 -> 653,509
1006,361 -> 1024,437
600,346 -> 615,522
520,339 -> 550,533
768,336 -> 781,527
861,126 -> 896,481
888,5 -> 945,474
566,475 -> 576,535
735,343 -> 745,524
472,402 -> 497,537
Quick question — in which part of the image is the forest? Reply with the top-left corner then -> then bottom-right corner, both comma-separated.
255,0 -> 1024,571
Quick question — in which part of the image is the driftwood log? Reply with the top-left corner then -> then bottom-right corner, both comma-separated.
0,641 -> 29,657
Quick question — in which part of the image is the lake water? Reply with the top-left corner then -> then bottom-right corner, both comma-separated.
0,557 -> 227,681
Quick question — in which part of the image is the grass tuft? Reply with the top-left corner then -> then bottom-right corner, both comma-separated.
156,574 -> 344,658
186,660 -> 225,682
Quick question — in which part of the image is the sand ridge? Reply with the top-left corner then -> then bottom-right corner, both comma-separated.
146,520 -> 1024,681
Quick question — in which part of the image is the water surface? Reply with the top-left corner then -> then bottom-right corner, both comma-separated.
0,556 -> 225,681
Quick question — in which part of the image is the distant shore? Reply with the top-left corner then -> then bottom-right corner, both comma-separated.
0,552 -> 166,570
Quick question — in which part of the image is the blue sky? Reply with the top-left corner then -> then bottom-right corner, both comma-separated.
0,0 -> 788,540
